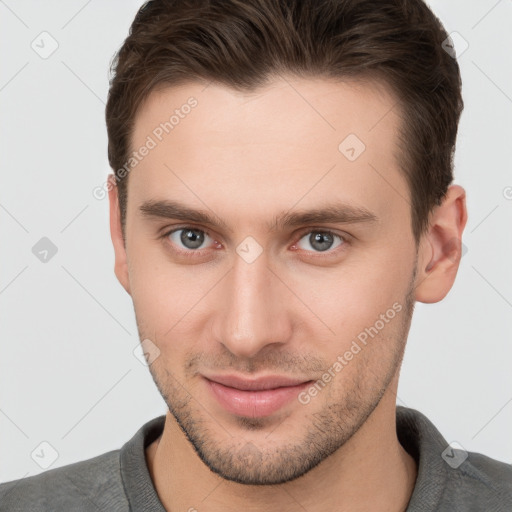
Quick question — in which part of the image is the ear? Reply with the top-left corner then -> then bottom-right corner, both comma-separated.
108,175 -> 131,295
415,184 -> 467,303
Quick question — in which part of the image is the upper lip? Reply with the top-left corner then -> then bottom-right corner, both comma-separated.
203,374 -> 311,391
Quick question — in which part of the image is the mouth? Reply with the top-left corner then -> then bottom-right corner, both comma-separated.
202,374 -> 314,418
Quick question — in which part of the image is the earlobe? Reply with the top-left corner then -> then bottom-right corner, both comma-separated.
414,185 -> 467,304
108,175 -> 131,295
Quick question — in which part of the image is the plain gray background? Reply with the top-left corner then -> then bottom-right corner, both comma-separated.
1,0 -> 511,483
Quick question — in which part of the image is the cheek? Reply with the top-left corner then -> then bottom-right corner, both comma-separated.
127,242 -> 197,320
294,255 -> 413,367
303,267 -> 406,329
128,257 -> 220,363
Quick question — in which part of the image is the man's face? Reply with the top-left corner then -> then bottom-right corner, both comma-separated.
121,77 -> 419,485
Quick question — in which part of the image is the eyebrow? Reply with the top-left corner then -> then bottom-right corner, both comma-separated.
139,199 -> 378,232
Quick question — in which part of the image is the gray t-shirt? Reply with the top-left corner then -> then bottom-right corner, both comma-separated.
1,406 -> 511,511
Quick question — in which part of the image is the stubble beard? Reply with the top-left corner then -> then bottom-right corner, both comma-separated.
142,272 -> 417,485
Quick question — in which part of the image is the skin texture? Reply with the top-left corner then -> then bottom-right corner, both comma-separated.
108,76 -> 467,511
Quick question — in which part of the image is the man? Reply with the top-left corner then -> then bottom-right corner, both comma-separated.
1,0 -> 511,510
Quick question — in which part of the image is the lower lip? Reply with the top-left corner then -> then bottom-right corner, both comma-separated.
204,378 -> 312,418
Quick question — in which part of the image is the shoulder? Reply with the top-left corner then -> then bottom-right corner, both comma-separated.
396,406 -> 512,511
0,449 -> 129,512
445,450 -> 512,510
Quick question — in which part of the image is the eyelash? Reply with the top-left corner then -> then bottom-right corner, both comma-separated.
160,225 -> 348,259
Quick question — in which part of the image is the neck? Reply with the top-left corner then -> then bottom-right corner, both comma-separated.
146,387 -> 417,512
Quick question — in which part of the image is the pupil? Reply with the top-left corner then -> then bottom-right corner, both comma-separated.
311,232 -> 333,252
181,229 -> 204,249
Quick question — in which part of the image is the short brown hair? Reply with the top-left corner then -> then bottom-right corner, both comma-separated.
105,0 -> 463,243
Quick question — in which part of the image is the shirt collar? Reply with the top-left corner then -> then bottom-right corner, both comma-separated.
119,406 -> 452,511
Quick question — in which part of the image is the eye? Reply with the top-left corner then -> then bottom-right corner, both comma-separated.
166,227 -> 215,251
294,230 -> 345,253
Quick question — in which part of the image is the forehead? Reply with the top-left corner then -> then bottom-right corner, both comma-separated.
127,76 -> 409,233
132,76 -> 400,152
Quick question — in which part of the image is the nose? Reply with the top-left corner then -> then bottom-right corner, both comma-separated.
213,247 -> 293,360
